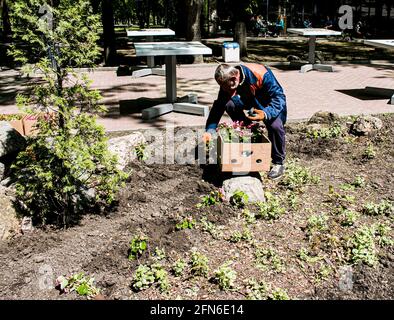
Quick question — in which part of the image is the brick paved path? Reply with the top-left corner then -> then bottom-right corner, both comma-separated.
1,62 -> 393,132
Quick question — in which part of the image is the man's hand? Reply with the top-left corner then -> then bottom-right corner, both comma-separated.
202,132 -> 212,144
246,108 -> 265,121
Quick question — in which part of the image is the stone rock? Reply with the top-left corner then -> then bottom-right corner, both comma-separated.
107,132 -> 146,170
0,121 -> 26,158
308,111 -> 340,125
0,186 -> 20,240
222,176 -> 265,203
20,216 -> 34,234
350,115 -> 383,136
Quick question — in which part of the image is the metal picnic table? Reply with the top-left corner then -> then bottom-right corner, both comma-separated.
287,28 -> 342,73
363,39 -> 394,105
133,41 -> 213,119
127,28 -> 175,77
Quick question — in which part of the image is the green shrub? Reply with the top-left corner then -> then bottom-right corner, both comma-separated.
9,0 -> 126,227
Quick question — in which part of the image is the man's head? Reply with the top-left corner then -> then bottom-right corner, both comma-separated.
214,64 -> 240,95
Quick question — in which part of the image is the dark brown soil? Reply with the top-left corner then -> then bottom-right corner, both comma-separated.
0,114 -> 393,300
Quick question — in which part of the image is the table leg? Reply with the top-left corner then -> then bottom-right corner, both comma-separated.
165,55 -> 177,103
146,36 -> 155,68
308,36 -> 316,64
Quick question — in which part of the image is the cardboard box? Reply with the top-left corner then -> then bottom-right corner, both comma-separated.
218,133 -> 271,173
9,119 -> 25,136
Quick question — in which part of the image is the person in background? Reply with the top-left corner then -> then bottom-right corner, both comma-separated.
203,63 -> 287,180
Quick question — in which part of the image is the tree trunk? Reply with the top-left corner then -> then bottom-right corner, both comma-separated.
234,22 -> 247,58
186,0 -> 204,63
102,0 -> 117,66
1,0 -> 12,41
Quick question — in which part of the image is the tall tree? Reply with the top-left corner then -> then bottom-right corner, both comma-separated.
185,0 -> 204,63
1,0 -> 12,40
102,0 -> 117,65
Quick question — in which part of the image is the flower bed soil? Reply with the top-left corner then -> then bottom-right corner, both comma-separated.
0,114 -> 393,300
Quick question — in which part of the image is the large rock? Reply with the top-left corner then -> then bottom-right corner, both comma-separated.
222,176 -> 265,204
0,121 -> 26,158
308,111 -> 340,125
0,186 -> 20,241
350,115 -> 383,136
107,132 -> 146,170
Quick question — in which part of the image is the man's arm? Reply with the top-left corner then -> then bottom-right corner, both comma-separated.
252,70 -> 286,121
205,96 -> 226,134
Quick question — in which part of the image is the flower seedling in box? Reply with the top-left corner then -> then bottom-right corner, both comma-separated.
217,121 -> 271,173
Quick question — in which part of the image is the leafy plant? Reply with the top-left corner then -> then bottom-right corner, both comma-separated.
297,248 -> 323,264
199,217 -> 222,239
197,189 -> 225,208
269,288 -> 290,300
347,225 -> 378,266
255,247 -> 284,272
213,262 -> 237,290
373,223 -> 394,247
218,121 -> 265,143
0,114 -> 24,121
230,190 -> 249,208
55,272 -> 100,298
229,228 -> 252,243
246,279 -> 269,300
363,200 -> 393,217
280,160 -> 320,191
131,263 -> 170,292
242,209 -> 256,224
172,259 -> 187,277
256,192 -> 286,221
134,143 -> 148,161
306,214 -> 329,236
306,122 -> 343,139
175,216 -> 196,231
363,143 -> 376,159
153,247 -> 166,261
190,251 -> 210,277
340,209 -> 359,227
128,234 -> 148,260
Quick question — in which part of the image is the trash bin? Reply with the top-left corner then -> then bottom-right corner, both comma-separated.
222,42 -> 240,63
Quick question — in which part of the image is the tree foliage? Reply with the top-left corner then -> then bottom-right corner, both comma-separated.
9,0 -> 127,227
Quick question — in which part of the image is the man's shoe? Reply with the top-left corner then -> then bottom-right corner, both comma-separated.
268,164 -> 285,180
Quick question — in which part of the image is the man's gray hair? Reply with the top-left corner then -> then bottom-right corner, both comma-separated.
214,64 -> 238,83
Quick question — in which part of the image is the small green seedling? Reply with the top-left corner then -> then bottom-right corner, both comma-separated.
190,251 -> 210,277
134,143 -> 148,161
55,272 -> 100,298
176,216 -> 196,230
128,234 -> 148,260
363,143 -> 376,159
213,262 -> 237,290
230,190 -> 249,208
197,189 -> 224,208
172,259 -> 187,277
